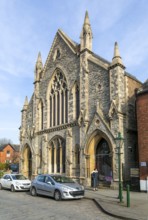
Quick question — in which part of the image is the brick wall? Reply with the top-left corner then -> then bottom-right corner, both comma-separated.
136,91 -> 148,180
0,145 -> 15,163
0,144 -> 19,163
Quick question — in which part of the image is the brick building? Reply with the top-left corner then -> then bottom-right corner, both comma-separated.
0,144 -> 20,164
20,12 -> 142,186
136,80 -> 148,191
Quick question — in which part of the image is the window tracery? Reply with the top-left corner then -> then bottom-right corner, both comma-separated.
49,70 -> 68,127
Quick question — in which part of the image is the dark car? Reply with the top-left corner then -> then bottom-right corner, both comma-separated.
9,164 -> 19,174
30,174 -> 85,201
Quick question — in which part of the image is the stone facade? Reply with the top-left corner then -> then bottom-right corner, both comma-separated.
20,12 -> 142,186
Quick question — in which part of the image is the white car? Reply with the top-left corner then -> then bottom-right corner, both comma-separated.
0,174 -> 31,192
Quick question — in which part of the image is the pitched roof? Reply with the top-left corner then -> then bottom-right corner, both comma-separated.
0,144 -> 20,152
58,29 -> 79,54
11,144 -> 20,152
39,28 -> 142,85
137,79 -> 148,95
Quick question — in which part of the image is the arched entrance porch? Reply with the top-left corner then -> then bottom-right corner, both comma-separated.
86,130 -> 113,186
22,144 -> 32,179
47,136 -> 66,174
96,139 -> 112,184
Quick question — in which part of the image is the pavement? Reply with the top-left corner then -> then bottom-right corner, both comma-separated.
85,187 -> 148,220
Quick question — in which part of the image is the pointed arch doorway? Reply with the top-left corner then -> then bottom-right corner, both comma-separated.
23,145 -> 32,179
96,139 -> 112,185
87,131 -> 113,186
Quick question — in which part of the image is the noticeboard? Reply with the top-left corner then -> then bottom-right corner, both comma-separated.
140,162 -> 147,167
130,168 -> 139,177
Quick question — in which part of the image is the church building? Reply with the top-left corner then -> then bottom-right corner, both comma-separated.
20,12 -> 142,187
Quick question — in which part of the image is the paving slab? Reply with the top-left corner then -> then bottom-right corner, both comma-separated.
85,188 -> 148,220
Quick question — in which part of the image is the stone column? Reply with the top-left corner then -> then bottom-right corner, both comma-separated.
53,141 -> 57,173
59,91 -> 61,124
42,136 -> 48,174
52,95 -> 54,127
79,126 -> 86,185
66,128 -> 73,176
59,141 -> 63,174
63,90 -> 65,124
55,91 -> 57,126
32,154 -> 38,178
47,146 -> 52,173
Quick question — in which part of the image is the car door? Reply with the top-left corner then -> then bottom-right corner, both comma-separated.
0,175 -> 7,188
3,175 -> 12,189
43,176 -> 55,197
35,175 -> 46,195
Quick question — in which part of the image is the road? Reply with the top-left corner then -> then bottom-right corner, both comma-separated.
0,189 -> 120,220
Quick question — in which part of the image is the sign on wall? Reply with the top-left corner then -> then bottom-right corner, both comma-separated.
130,168 -> 139,177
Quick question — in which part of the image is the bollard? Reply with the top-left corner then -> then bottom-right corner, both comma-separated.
126,184 -> 130,207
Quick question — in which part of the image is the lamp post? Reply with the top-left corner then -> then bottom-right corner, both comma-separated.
115,132 -> 124,203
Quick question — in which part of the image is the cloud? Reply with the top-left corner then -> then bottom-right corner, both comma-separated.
0,1 -> 42,78
122,25 -> 148,66
0,0 -> 148,144
0,88 -> 10,105
84,0 -> 133,32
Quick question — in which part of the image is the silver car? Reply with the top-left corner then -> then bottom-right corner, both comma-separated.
30,174 -> 85,201
0,174 -> 31,191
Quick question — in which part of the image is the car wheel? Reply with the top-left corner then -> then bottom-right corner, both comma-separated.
54,190 -> 61,201
0,183 -> 3,190
31,187 -> 37,196
11,185 -> 15,192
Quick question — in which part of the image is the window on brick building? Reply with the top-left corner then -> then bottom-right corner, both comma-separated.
6,150 -> 10,157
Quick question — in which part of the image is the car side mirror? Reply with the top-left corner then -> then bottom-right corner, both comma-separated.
47,181 -> 52,185
47,181 -> 55,185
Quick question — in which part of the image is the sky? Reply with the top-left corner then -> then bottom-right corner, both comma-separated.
0,0 -> 148,144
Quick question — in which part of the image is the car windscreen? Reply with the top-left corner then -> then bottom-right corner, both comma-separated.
11,175 -> 27,180
52,176 -> 75,183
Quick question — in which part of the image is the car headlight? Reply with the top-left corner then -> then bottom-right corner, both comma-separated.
80,185 -> 84,190
15,182 -> 21,186
61,186 -> 70,191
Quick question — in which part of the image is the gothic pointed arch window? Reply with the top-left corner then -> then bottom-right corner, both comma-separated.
75,144 -> 80,165
50,96 -> 52,127
76,85 -> 80,119
49,69 -> 68,127
38,100 -> 44,130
